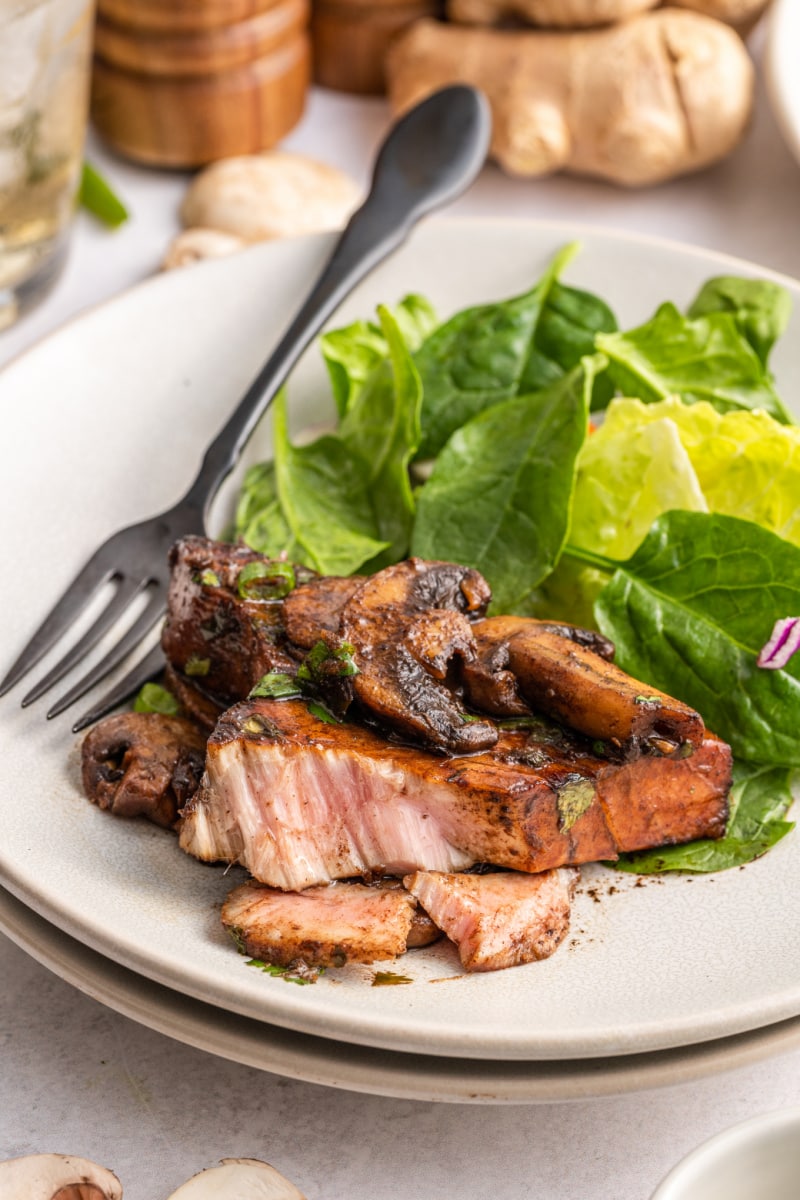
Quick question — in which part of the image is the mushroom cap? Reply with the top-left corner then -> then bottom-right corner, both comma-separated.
0,1154 -> 122,1200
165,1158 -> 306,1199
180,152 -> 362,242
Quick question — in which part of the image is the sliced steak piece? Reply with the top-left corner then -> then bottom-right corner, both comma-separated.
221,880 -> 417,967
82,712 -> 206,829
404,868 -> 577,971
341,558 -> 497,754
466,616 -> 704,752
282,575 -> 363,649
161,536 -> 300,709
178,698 -> 731,890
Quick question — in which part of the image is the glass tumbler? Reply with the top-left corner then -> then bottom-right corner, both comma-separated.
0,0 -> 95,331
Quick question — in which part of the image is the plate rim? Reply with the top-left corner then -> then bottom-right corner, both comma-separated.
4,883 -> 800,1105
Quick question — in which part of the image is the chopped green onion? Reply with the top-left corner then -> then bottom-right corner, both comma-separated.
184,654 -> 211,677
133,681 -> 180,715
297,639 -> 359,683
634,695 -> 661,707
249,672 -> 301,700
307,700 -> 340,725
237,560 -> 295,601
79,162 -> 129,228
195,569 -> 220,588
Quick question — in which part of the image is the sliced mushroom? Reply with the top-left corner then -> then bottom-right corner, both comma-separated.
341,558 -> 497,754
463,615 -> 615,716
180,152 -> 362,242
471,618 -> 705,751
281,574 -> 364,649
165,1158 -> 306,1200
0,1154 -> 122,1200
81,711 -> 207,829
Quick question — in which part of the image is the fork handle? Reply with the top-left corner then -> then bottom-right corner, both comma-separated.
178,85 -> 491,520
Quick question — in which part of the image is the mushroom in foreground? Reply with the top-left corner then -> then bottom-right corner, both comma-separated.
0,1153 -> 122,1199
165,1158 -> 306,1199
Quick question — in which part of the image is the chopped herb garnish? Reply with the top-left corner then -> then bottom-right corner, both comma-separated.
133,681 -> 180,715
556,777 -> 596,831
195,569 -> 220,588
241,714 -> 280,737
249,672 -> 302,700
297,639 -> 359,683
246,958 -> 324,984
372,971 -> 413,986
184,654 -> 211,677
460,712 -> 483,723
634,695 -> 661,707
237,560 -> 295,601
307,700 -> 340,725
592,740 -> 608,757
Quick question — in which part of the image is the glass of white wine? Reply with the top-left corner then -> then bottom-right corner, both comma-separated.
0,0 -> 95,331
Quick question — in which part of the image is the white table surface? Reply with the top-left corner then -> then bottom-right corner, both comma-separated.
3,25 -> 800,1200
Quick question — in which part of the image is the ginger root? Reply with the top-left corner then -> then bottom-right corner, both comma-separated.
447,0 -> 657,29
386,10 -> 754,186
670,0 -> 771,35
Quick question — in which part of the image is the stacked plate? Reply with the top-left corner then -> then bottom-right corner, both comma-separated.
1,222 -> 799,1104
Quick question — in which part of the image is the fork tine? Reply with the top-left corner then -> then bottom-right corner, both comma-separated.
21,577 -> 146,707
0,547 -> 115,697
47,589 -> 166,719
71,644 -> 166,733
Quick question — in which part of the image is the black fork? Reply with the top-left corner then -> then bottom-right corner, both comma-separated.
0,86 -> 491,732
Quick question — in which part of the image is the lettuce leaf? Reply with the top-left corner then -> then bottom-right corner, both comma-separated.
596,302 -> 792,424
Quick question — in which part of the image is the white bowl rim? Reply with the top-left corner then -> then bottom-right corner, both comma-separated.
651,1105 -> 800,1199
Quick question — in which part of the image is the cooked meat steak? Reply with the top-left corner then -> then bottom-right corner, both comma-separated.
221,880 -> 418,967
82,712 -> 206,829
466,616 -> 704,751
161,536 -> 299,708
404,868 -> 577,971
178,698 -> 730,890
341,558 -> 497,754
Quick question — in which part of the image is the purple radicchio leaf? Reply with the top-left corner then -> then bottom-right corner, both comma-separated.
757,616 -> 800,670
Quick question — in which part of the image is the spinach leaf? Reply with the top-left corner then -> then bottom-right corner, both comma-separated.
272,392 -> 389,576
687,275 -> 791,368
234,461 -> 304,560
570,511 -> 800,766
415,244 -> 616,458
613,762 -> 795,874
412,355 -> 599,613
339,305 -> 423,565
519,280 -> 617,409
596,303 -> 792,424
321,294 -> 436,418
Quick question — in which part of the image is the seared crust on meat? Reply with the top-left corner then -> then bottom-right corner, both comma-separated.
81,712 -> 206,829
179,698 -> 730,889
161,536 -> 299,708
221,880 -> 417,967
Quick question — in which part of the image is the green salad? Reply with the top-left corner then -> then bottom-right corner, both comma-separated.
230,243 -> 800,876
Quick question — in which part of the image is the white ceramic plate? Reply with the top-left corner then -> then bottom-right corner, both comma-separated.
766,0 -> 800,165
5,885 -> 800,1105
1,221 -> 799,1062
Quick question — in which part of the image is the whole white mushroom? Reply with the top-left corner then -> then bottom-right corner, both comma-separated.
180,152 -> 362,243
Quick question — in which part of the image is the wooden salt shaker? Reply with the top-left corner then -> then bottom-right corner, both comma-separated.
91,0 -> 311,167
311,0 -> 442,95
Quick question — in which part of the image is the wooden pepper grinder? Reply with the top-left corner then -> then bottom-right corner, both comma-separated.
91,0 -> 311,167
311,0 -> 443,94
